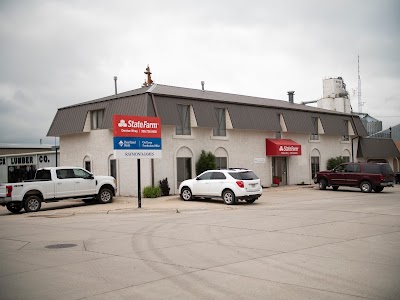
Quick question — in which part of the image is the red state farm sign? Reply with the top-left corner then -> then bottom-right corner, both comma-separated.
266,139 -> 302,156
113,115 -> 161,138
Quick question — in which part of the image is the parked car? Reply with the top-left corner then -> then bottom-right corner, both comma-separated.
0,167 -> 116,213
179,169 -> 262,205
314,162 -> 394,193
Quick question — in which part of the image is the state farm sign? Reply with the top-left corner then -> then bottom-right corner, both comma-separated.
278,145 -> 300,155
113,116 -> 161,138
266,139 -> 302,156
113,115 -> 162,159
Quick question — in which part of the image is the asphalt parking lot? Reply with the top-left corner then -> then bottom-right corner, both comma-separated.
1,184 -> 399,300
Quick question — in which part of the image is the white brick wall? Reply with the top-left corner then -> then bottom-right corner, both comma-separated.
59,126 -> 355,196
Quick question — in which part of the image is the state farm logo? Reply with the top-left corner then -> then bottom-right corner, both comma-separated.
279,145 -> 299,152
117,119 -> 159,129
118,120 -> 128,127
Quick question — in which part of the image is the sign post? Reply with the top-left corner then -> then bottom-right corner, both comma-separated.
113,115 -> 162,208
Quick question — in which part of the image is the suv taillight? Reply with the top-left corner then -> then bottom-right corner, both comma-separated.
236,180 -> 244,188
6,185 -> 12,197
380,174 -> 384,181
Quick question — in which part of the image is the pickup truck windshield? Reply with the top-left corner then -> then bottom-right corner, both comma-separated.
35,170 -> 51,180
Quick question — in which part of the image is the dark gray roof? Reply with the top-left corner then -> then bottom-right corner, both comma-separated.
47,83 -> 367,137
357,138 -> 400,158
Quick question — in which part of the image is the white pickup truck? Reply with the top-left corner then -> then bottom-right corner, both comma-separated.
0,167 -> 116,213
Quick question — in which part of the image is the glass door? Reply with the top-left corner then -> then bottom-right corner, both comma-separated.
272,157 -> 287,185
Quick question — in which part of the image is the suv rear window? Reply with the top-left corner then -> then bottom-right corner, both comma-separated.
381,164 -> 394,175
363,164 -> 381,174
229,171 -> 259,180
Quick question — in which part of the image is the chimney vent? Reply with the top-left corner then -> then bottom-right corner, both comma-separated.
288,91 -> 295,103
201,81 -> 205,91
114,76 -> 118,95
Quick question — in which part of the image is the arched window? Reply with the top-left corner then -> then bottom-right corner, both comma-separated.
83,155 -> 91,172
310,148 -> 321,179
214,147 -> 228,169
108,154 -> 117,179
176,147 -> 193,187
342,149 -> 351,162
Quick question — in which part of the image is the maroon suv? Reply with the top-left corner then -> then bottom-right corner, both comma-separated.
314,162 -> 395,193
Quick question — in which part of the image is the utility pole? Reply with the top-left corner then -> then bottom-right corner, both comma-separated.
357,55 -> 364,113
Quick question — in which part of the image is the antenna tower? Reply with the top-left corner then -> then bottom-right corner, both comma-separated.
357,55 -> 364,113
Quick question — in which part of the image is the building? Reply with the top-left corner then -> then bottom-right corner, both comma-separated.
355,113 -> 383,136
0,144 -> 59,183
47,77 -> 399,197
317,77 -> 352,114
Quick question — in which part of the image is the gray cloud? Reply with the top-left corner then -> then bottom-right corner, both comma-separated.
1,0 -> 399,145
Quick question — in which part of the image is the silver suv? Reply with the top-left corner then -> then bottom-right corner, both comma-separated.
178,169 -> 262,205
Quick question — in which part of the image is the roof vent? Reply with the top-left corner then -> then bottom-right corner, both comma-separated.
288,91 -> 295,103
201,81 -> 205,91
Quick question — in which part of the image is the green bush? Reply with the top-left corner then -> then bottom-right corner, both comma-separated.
196,150 -> 217,175
327,156 -> 346,170
142,186 -> 161,198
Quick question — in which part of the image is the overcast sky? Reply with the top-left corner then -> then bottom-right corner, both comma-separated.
1,0 -> 399,145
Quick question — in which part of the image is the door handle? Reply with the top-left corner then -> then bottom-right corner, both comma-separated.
57,182 -> 62,185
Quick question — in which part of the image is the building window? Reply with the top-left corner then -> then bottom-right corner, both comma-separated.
177,157 -> 192,186
342,120 -> 349,141
176,105 -> 191,135
215,157 -> 227,169
276,132 -> 281,139
85,161 -> 91,172
343,156 -> 350,163
310,117 -> 319,140
91,110 -> 104,130
109,159 -> 116,179
213,108 -> 226,136
311,156 -> 320,179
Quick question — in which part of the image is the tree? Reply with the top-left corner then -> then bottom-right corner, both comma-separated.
196,150 -> 217,175
327,156 -> 347,170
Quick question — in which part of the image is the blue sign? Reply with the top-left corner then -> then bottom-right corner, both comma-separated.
113,137 -> 162,150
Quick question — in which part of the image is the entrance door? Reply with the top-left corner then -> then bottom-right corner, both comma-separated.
272,157 -> 287,185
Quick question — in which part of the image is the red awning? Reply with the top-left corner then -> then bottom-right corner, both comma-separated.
266,139 -> 302,156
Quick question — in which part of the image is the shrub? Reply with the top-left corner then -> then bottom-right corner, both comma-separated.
196,150 -> 217,175
158,177 -> 170,196
327,156 -> 346,170
142,186 -> 161,198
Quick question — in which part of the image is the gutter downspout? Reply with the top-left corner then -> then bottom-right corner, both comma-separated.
150,93 -> 158,187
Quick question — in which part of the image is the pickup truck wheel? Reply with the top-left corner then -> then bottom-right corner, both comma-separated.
24,195 -> 42,212
180,187 -> 192,201
373,187 -> 384,193
360,181 -> 372,193
223,189 -> 237,205
332,186 -> 339,191
319,179 -> 327,190
6,203 -> 23,213
97,188 -> 113,204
